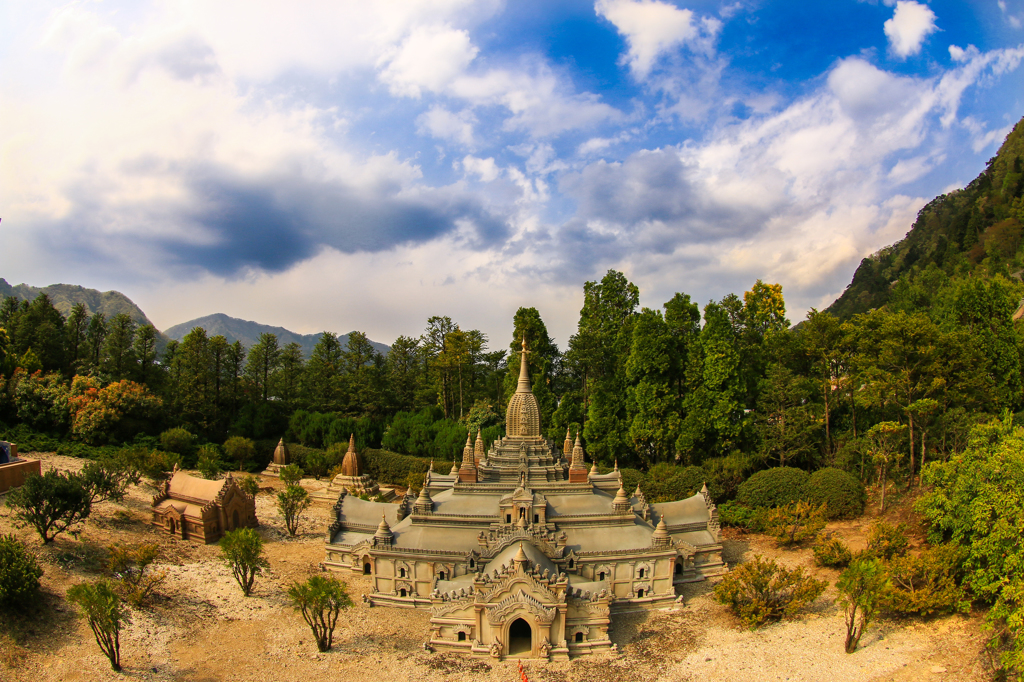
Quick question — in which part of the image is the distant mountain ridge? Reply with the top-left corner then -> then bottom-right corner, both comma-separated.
0,278 -> 155,327
163,313 -> 390,358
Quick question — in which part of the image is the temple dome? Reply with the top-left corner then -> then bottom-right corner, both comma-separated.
505,336 -> 541,438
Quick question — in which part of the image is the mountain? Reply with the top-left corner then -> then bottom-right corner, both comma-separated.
163,313 -> 390,358
827,115 -> 1024,319
0,278 -> 156,327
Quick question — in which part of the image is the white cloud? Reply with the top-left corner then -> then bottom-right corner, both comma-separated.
884,1 -> 938,58
462,155 -> 501,182
416,106 -> 477,147
595,0 -> 721,78
449,65 -> 624,137
378,24 -> 479,97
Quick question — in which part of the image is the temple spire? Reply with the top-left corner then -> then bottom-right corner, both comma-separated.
516,334 -> 532,393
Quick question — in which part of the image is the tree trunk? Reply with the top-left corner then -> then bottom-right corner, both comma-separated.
879,463 -> 887,513
907,411 -> 915,491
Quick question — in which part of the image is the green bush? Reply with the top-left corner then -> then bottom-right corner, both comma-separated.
837,556 -> 889,653
197,445 -> 222,480
763,501 -> 827,547
220,527 -> 268,597
813,533 -> 853,568
279,464 -> 303,487
6,469 -> 92,543
881,543 -> 969,617
159,428 -> 195,458
360,448 -> 452,486
107,543 -> 164,607
0,534 -> 43,608
139,449 -> 181,484
287,575 -> 353,652
304,451 -> 328,480
239,475 -> 261,498
802,467 -> 866,520
277,486 -> 311,536
66,580 -> 128,671
80,459 -> 140,505
617,468 -> 644,495
866,521 -> 910,561
736,467 -> 810,509
714,554 -> 827,628
224,436 -> 255,472
717,501 -> 757,528
916,418 -> 1024,673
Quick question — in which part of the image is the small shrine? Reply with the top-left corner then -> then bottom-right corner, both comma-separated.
319,435 -> 395,501
152,467 -> 257,543
262,438 -> 290,477
0,441 -> 41,494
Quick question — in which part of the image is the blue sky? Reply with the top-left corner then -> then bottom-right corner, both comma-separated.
2,0 -> 1023,347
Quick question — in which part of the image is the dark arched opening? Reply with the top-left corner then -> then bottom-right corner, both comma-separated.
168,518 -> 177,535
400,567 -> 406,577
400,588 -> 408,597
438,571 -> 446,581
508,618 -> 532,656
568,559 -> 574,569
598,571 -> 605,581
638,568 -> 645,578
363,562 -> 371,575
574,631 -> 584,643
637,589 -> 645,598
232,509 -> 240,529
457,632 -> 466,642
674,562 -> 682,575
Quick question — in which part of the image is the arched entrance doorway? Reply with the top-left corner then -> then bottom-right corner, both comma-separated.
508,618 -> 532,656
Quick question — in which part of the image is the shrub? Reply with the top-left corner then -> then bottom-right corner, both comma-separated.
304,450 -> 328,480
107,543 -> 164,607
813,533 -> 853,568
714,554 -> 827,628
80,458 -> 141,506
359,448 -> 453,486
220,528 -> 268,596
866,521 -> 910,561
736,467 -> 810,509
6,469 -> 91,543
642,463 -> 707,503
916,418 -> 1024,673
802,467 -> 866,520
159,428 -> 195,457
66,580 -> 129,671
279,464 -> 303,487
239,475 -> 261,498
837,556 -> 889,653
0,534 -> 43,608
139,449 -> 181,484
287,575 -> 353,652
277,485 -> 311,537
881,543 -> 969,617
763,501 -> 827,547
717,501 -> 757,529
224,436 -> 255,472
197,444 -> 222,480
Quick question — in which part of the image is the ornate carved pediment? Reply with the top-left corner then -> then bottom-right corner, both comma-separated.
486,590 -> 555,625
431,599 -> 471,618
482,529 -> 561,559
482,574 -> 559,604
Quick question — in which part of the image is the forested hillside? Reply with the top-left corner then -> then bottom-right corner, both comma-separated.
0,278 -> 155,327
164,313 -> 389,359
828,115 -> 1024,319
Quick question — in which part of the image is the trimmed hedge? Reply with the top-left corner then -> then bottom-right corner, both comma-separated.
644,463 -> 706,503
736,467 -> 810,509
802,467 -> 865,520
360,449 -> 454,487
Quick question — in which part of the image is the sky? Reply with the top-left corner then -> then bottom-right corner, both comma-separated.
2,0 -> 1023,349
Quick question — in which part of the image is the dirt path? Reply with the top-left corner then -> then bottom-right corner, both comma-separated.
0,453 -> 993,681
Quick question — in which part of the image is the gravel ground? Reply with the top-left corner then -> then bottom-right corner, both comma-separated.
0,452 -> 994,682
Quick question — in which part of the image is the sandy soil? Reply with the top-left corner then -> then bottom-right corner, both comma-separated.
0,453 -> 994,682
